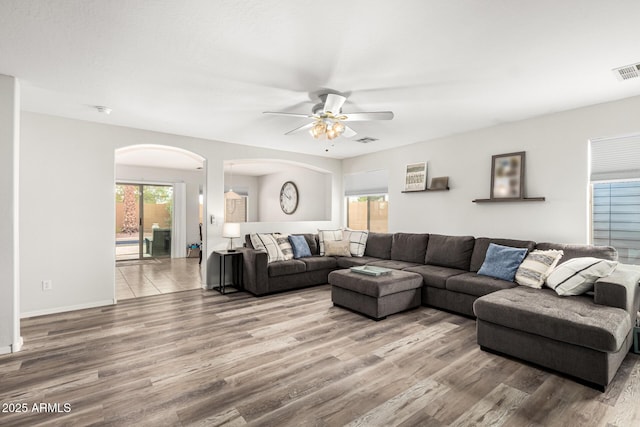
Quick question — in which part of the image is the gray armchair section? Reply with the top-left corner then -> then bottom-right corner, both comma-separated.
237,229 -> 639,389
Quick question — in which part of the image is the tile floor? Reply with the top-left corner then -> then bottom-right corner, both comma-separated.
115,257 -> 203,300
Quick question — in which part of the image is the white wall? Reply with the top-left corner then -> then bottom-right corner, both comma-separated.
343,95 -> 640,244
257,167 -> 331,222
0,75 -> 21,353
19,112 -> 342,316
116,164 -> 204,246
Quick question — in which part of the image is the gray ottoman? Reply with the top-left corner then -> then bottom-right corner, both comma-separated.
329,269 -> 423,320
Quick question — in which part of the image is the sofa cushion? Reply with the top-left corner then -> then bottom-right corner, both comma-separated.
344,229 -> 369,257
390,233 -> 429,263
546,257 -> 618,296
250,233 -> 285,263
470,237 -> 536,272
267,260 -> 307,277
446,272 -> 518,297
473,287 -> 631,352
515,249 -> 564,289
477,243 -> 528,282
336,256 -> 384,269
292,233 -> 319,255
289,235 -> 312,258
318,229 -> 343,256
364,232 -> 393,259
274,233 -> 294,261
425,234 -> 475,270
367,260 -> 421,270
535,242 -> 617,265
404,264 -> 467,289
324,240 -> 352,257
300,256 -> 338,272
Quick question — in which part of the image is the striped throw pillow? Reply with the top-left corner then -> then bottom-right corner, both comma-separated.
515,250 -> 563,288
546,257 -> 618,296
274,233 -> 294,261
249,233 -> 285,263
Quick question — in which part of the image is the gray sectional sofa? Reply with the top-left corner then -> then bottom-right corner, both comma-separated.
237,231 -> 640,390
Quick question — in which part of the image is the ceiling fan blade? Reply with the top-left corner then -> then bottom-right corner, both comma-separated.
284,122 -> 314,135
264,111 -> 314,118
341,111 -> 394,121
342,126 -> 357,138
323,94 -> 347,114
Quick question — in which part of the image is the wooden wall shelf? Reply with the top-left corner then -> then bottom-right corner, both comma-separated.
472,197 -> 545,203
401,188 -> 450,193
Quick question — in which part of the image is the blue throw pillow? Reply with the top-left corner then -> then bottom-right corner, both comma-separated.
288,235 -> 312,259
477,243 -> 528,282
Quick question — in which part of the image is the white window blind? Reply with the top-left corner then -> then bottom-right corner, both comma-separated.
344,170 -> 388,196
590,135 -> 640,181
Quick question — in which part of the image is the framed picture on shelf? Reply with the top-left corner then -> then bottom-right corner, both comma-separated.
429,176 -> 449,190
404,162 -> 427,191
490,151 -> 525,199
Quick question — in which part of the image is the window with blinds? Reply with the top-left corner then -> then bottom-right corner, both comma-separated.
590,134 -> 640,265
592,181 -> 640,264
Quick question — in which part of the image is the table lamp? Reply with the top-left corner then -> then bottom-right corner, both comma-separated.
222,222 -> 241,252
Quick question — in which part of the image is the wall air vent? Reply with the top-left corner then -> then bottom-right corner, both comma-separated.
613,63 -> 640,81
355,137 -> 378,144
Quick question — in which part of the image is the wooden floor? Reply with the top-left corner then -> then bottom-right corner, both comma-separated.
1,285 -> 639,426
115,257 -> 202,300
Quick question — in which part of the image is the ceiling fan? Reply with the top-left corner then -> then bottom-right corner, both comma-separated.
264,92 -> 394,140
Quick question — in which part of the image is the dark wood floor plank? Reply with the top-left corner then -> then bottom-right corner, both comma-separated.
1,285 -> 639,426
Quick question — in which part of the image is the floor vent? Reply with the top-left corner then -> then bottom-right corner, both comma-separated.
613,63 -> 640,81
355,137 -> 378,143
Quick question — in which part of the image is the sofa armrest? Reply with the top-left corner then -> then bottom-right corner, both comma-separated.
594,264 -> 640,316
237,247 -> 269,295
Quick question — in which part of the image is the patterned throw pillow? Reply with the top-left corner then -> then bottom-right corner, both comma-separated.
274,233 -> 294,261
324,240 -> 352,257
546,257 -> 618,296
515,250 -> 563,288
249,233 -> 285,263
318,229 -> 343,256
343,228 -> 369,257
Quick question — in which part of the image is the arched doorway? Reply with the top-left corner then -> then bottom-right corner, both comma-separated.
114,145 -> 207,300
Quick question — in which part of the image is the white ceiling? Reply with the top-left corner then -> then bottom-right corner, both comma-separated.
2,1 -> 640,160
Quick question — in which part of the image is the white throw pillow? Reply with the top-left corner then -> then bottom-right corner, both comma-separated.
515,250 -> 563,289
249,233 -> 285,263
546,257 -> 618,296
318,229 -> 343,256
343,228 -> 369,257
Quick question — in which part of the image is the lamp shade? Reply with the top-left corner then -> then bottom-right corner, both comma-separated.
222,222 -> 241,238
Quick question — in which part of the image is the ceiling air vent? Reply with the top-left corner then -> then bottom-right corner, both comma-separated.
613,63 -> 640,81
355,137 -> 378,144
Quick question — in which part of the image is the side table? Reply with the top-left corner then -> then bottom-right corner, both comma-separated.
212,250 -> 243,294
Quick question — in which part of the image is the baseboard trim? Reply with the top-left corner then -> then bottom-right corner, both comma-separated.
0,337 -> 23,354
21,299 -> 116,318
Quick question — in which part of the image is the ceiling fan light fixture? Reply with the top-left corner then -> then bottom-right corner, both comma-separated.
310,121 -> 327,139
332,121 -> 345,134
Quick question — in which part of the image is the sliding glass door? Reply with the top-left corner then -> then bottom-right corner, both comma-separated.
115,183 -> 173,261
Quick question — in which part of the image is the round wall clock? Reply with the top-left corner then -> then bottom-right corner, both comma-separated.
279,181 -> 299,215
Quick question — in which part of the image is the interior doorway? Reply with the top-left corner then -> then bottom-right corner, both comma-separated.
115,183 -> 174,261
